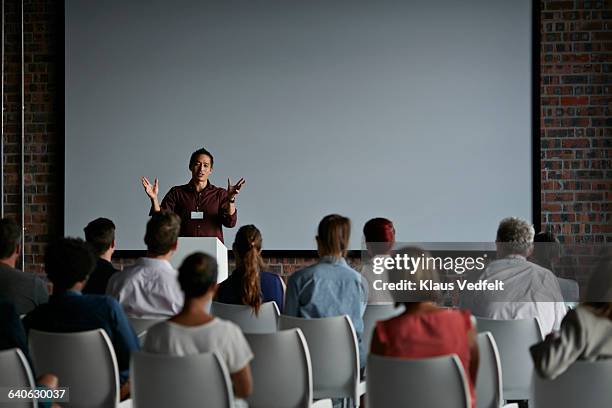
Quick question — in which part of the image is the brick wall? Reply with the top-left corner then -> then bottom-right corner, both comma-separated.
540,0 -> 612,243
2,0 -> 60,273
1,1 -> 610,274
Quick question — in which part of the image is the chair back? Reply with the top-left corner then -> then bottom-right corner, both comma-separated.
211,301 -> 280,333
475,318 -> 543,402
278,315 -> 359,401
476,332 -> 503,408
0,348 -> 37,408
367,353 -> 470,408
362,304 -> 404,352
534,359 -> 612,408
128,317 -> 166,336
28,329 -> 119,408
245,329 -> 312,408
131,351 -> 233,408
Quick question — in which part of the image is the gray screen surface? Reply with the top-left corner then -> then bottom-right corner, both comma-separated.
65,0 -> 533,250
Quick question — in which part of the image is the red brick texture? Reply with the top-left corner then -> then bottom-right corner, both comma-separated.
540,0 -> 612,244
1,1 -> 609,274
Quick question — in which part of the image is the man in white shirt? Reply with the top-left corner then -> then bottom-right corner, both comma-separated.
107,212 -> 184,318
467,217 -> 566,335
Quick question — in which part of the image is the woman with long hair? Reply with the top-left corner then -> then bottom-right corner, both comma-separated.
216,225 -> 284,313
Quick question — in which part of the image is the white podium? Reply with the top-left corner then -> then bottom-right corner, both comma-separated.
170,237 -> 229,283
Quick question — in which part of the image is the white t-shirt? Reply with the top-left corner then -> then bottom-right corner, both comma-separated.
143,318 -> 253,374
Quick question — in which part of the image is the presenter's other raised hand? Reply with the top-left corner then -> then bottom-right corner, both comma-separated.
141,176 -> 159,200
227,177 -> 245,201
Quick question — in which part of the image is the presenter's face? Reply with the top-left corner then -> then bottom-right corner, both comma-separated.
190,154 -> 212,183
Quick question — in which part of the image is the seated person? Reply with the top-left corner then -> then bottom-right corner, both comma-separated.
285,214 -> 368,369
360,217 -> 396,304
371,247 -> 479,408
530,255 -> 612,379
0,299 -> 60,408
107,211 -> 183,317
82,218 -> 119,295
0,218 -> 49,314
216,225 -> 284,313
144,252 -> 253,402
464,217 -> 566,335
23,238 -> 139,398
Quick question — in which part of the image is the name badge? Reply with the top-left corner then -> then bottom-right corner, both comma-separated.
191,211 -> 204,220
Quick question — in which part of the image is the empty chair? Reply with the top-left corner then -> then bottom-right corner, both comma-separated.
28,329 -> 123,408
245,329 -> 332,408
278,315 -> 364,406
367,353 -> 470,408
131,351 -> 233,408
362,303 -> 405,352
476,332 -> 518,408
0,348 -> 37,408
475,318 -> 543,403
211,301 -> 279,333
127,317 -> 166,336
534,359 -> 612,408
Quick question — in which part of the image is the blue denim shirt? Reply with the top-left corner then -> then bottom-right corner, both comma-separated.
285,256 -> 368,367
23,291 -> 140,382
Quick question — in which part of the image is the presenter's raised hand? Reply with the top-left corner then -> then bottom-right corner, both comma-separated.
141,176 -> 159,200
227,177 -> 246,201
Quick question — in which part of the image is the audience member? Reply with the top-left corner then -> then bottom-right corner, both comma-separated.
371,247 -> 479,408
530,255 -> 612,379
0,298 -> 30,362
23,238 -> 139,397
360,217 -> 396,304
0,218 -> 48,315
531,230 -> 579,305
82,218 -> 119,295
144,252 -> 253,403
465,217 -> 566,334
106,211 -> 183,317
285,214 -> 367,368
216,225 -> 284,313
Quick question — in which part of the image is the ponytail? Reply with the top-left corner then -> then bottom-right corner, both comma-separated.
233,225 -> 265,315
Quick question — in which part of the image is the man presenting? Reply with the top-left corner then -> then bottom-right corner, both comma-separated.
141,147 -> 245,243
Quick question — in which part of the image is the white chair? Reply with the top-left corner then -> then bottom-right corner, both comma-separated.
28,329 -> 129,408
367,353 -> 470,408
476,332 -> 518,408
534,359 -> 612,408
211,301 -> 280,333
245,329 -> 332,408
0,348 -> 37,408
278,315 -> 365,407
131,351 -> 233,408
475,318 -> 543,403
127,317 -> 166,336
362,303 -> 404,352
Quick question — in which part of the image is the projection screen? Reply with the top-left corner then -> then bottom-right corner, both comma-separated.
65,0 -> 533,250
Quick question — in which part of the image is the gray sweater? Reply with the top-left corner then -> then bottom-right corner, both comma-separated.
530,305 -> 612,379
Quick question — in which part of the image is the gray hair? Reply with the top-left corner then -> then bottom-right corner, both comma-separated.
496,217 -> 535,256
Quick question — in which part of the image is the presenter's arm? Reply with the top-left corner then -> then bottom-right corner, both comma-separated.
221,177 -> 245,225
142,177 -> 161,212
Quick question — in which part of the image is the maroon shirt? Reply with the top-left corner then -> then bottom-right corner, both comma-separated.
158,181 -> 237,243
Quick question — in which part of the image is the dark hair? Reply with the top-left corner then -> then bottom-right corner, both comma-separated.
178,252 -> 218,298
145,211 -> 181,255
45,238 -> 95,291
189,148 -> 214,170
233,225 -> 264,314
363,217 -> 395,255
84,218 -> 116,256
317,214 -> 351,257
0,218 -> 21,259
